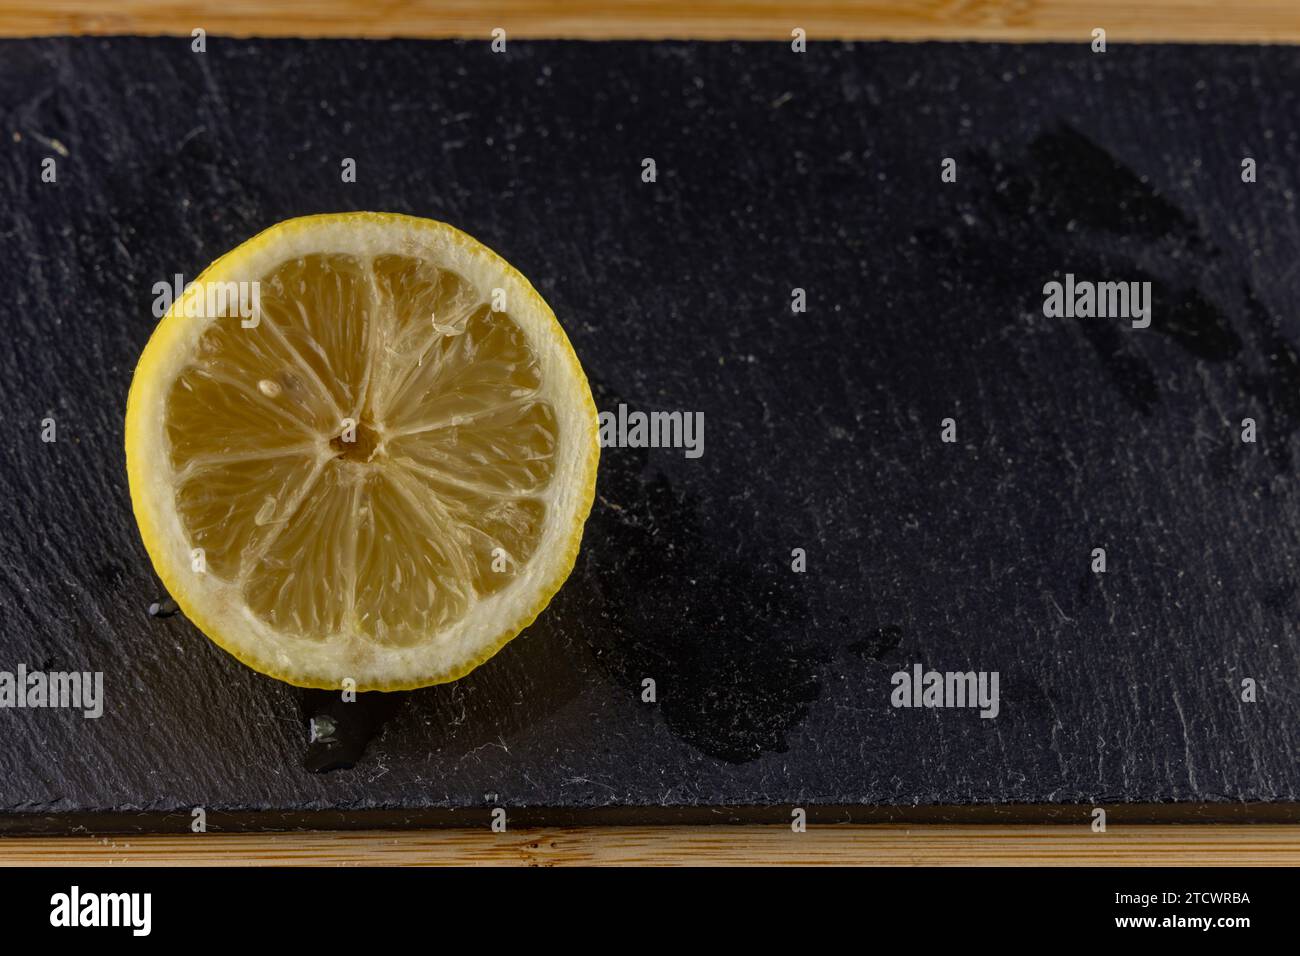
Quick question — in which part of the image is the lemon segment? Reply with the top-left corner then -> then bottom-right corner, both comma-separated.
126,213 -> 599,690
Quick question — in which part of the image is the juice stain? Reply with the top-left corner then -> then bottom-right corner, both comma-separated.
300,689 -> 402,772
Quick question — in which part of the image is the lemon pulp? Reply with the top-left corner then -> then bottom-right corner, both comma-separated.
126,214 -> 598,689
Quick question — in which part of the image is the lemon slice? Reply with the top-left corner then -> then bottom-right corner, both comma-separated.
126,213 -> 599,690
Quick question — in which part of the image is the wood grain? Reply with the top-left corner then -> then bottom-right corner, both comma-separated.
2,0 -> 1300,43
2,826 -> 1299,866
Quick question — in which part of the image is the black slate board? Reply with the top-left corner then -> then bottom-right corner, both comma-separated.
1,37 -> 1298,832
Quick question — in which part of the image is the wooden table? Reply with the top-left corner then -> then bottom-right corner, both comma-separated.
0,825 -> 1296,866
4,0 -> 1300,43
2,0 -> 1297,866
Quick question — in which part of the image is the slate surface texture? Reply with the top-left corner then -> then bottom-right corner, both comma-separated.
0,38 -> 1298,831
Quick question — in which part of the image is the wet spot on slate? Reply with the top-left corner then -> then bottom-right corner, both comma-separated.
1071,303 -> 1161,415
571,381 -> 822,765
296,594 -> 595,771
1259,579 -> 1297,616
300,690 -> 403,772
928,122 -> 1300,455
850,625 -> 903,663
1153,285 -> 1241,361
1023,126 -> 1201,242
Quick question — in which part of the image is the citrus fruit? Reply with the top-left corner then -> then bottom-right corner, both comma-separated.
125,213 -> 599,690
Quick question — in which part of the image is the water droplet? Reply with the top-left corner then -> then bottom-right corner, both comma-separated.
148,597 -> 180,619
301,690 -> 402,773
309,715 -> 338,744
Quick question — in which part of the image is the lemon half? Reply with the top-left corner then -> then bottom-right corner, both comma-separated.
126,213 -> 599,690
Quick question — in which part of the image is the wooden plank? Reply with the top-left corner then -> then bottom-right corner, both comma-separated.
2,826 -> 1299,866
1,0 -> 1299,43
